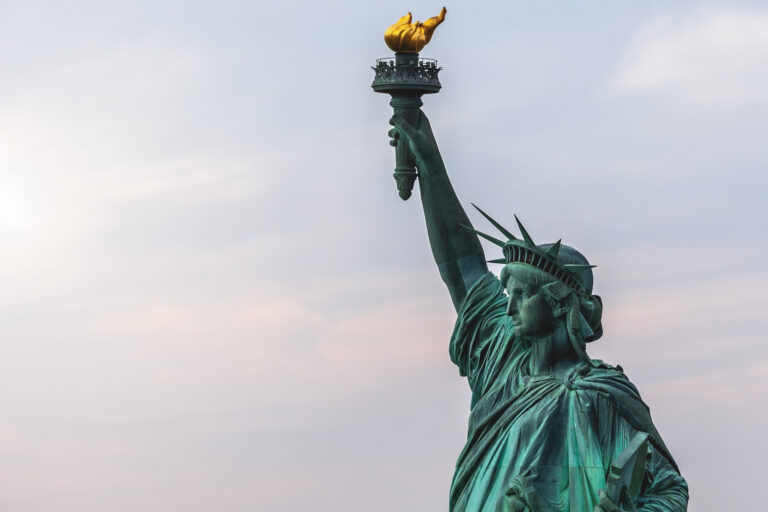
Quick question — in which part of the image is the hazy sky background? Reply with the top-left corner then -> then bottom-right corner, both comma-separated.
1,1 -> 767,510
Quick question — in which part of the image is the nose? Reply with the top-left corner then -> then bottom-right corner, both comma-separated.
506,296 -> 518,316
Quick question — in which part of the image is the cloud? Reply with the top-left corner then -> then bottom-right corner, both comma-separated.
612,10 -> 768,104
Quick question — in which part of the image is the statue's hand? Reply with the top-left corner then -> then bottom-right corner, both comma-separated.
388,111 -> 443,177
505,495 -> 531,512
593,489 -> 629,512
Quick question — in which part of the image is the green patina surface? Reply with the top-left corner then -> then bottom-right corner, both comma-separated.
380,108 -> 689,511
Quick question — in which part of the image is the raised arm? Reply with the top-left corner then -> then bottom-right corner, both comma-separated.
390,110 -> 488,310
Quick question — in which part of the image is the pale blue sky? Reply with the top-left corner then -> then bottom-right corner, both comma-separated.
1,1 -> 766,510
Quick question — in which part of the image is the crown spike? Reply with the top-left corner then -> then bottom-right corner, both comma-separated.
514,215 -> 535,246
487,258 -> 507,264
459,224 -> 506,247
471,203 -> 517,241
564,264 -> 596,272
546,239 -> 562,258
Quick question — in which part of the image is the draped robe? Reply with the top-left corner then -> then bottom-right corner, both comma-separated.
448,273 -> 688,512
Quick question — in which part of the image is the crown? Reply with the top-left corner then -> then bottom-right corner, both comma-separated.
461,204 -> 596,296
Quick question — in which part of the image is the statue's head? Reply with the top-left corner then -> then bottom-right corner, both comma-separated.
465,205 -> 603,364
500,242 -> 600,337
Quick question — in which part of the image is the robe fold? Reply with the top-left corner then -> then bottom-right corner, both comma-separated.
448,273 -> 688,512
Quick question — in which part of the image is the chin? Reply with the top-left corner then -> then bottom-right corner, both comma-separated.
513,326 -> 529,337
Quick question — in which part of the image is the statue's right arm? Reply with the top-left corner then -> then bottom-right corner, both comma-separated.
390,111 -> 489,311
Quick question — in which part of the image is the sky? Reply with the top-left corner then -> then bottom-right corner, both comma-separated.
1,1 -> 767,510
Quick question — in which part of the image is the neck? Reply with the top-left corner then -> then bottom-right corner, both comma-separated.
528,323 -> 580,378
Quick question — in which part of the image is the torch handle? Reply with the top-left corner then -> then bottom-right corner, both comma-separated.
390,96 -> 423,200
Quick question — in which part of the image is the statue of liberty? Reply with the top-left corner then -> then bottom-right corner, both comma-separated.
387,109 -> 689,511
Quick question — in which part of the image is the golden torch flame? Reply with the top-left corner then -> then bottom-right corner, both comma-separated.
384,7 -> 446,53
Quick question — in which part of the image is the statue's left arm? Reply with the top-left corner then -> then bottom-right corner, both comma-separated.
593,384 -> 688,512
635,445 -> 688,512
595,444 -> 687,512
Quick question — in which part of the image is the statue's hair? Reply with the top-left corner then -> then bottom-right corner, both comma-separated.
540,243 -> 594,294
500,243 -> 594,294
500,264 -> 554,288
501,264 -> 572,310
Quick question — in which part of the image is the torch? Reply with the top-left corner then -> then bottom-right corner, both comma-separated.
372,7 -> 446,200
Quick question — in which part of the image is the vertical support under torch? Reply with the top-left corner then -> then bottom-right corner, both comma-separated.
390,95 -> 423,200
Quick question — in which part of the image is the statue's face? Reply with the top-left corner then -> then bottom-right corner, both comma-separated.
504,276 -> 555,338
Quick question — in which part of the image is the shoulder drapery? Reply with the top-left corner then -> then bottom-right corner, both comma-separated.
449,272 -> 520,406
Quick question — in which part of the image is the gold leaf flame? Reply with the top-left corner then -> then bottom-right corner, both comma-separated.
384,7 -> 446,53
